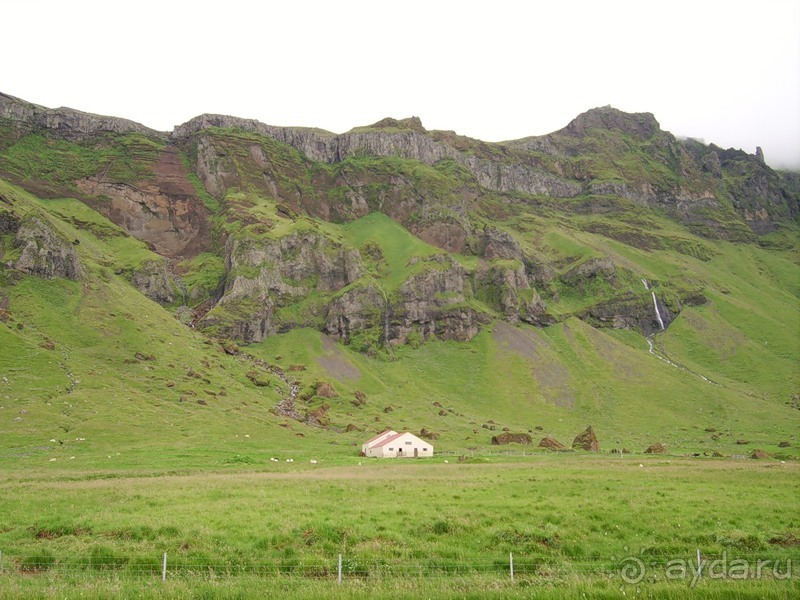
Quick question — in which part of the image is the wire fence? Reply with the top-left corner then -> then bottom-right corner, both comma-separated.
1,551 -> 796,584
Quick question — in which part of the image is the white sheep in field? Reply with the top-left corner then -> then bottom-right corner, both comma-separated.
310,459 -> 317,464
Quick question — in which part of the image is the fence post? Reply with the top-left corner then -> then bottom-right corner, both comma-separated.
338,554 -> 342,585
696,549 -> 702,581
162,552 -> 167,582
509,551 -> 514,583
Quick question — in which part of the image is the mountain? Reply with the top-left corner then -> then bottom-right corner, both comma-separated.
1,91 -> 798,467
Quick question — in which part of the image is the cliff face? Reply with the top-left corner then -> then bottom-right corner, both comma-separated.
199,231 -> 364,343
174,106 -> 798,238
1,91 -> 796,351
0,92 -> 163,141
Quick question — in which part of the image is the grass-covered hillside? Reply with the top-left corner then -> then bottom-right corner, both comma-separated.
1,94 -> 799,598
0,92 -> 798,470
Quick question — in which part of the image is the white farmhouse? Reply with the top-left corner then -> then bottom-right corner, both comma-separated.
361,430 -> 433,458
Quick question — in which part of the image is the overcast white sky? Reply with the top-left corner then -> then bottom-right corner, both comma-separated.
3,0 -> 799,169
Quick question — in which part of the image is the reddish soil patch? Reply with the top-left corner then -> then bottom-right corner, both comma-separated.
77,146 -> 211,260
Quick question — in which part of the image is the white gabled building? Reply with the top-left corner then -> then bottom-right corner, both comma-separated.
361,430 -> 433,458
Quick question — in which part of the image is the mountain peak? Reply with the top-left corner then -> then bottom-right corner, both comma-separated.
559,106 -> 661,139
354,116 -> 427,134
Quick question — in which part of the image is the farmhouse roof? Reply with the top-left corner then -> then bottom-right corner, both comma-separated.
364,430 -> 397,445
372,431 -> 409,448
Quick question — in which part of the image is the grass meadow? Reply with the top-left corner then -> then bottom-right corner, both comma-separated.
0,455 -> 798,598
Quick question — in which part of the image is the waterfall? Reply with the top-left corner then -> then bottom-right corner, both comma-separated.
652,292 -> 666,330
643,278 -> 665,330
378,284 -> 394,358
641,276 -> 716,385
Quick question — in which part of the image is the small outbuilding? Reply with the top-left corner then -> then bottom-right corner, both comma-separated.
361,430 -> 433,458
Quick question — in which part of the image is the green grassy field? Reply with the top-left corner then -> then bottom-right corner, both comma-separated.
0,457 -> 798,599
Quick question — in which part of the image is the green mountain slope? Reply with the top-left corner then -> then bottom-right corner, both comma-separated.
0,93 -> 798,471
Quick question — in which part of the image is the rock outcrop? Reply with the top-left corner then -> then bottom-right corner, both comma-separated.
474,259 -> 551,325
199,231 -> 363,342
394,255 -> 479,341
130,259 -> 175,303
14,217 -> 82,280
325,254 -> 486,346
325,284 -> 386,343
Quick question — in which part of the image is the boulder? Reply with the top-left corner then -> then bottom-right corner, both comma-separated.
316,381 -> 338,398
420,428 -> 440,441
538,436 -> 566,451
572,426 -> 600,452
491,432 -> 532,445
644,443 -> 666,454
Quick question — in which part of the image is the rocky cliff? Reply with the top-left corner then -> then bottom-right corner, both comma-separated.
1,91 -> 796,351
0,92 -> 162,141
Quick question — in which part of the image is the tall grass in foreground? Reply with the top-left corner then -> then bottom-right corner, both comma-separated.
0,571 -> 798,599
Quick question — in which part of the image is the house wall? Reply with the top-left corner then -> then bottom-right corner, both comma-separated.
365,446 -> 385,458
380,433 -> 433,458
362,432 -> 434,458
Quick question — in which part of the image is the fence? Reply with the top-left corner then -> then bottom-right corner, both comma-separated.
0,550 -> 795,585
